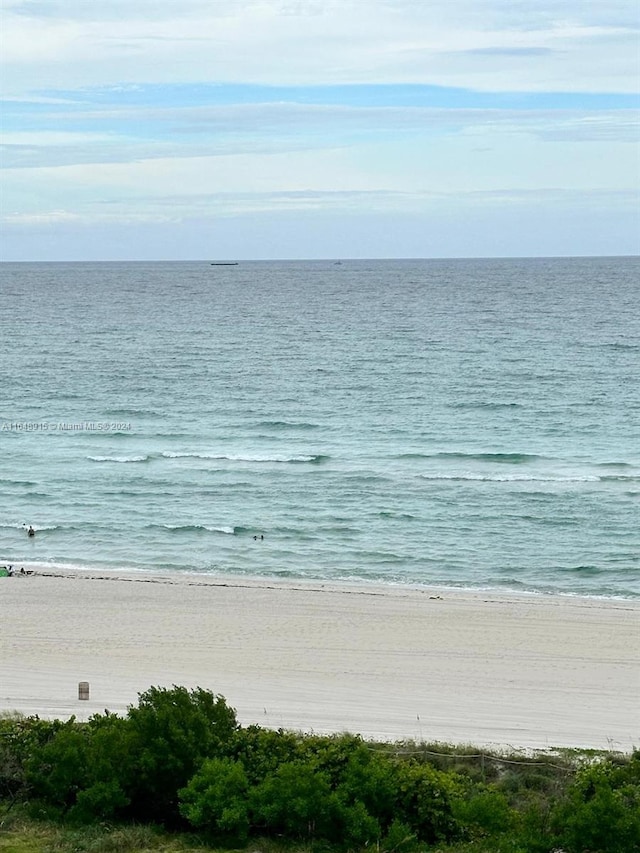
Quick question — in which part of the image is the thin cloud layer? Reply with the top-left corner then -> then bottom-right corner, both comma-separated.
1,0 -> 638,258
3,0 -> 638,93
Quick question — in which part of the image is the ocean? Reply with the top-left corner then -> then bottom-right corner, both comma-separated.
1,257 -> 638,598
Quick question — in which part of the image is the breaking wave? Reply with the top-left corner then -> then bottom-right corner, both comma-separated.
88,455 -> 150,463
162,451 -> 327,463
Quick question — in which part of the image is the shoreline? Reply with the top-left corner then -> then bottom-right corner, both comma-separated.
1,567 -> 638,752
3,559 -> 639,604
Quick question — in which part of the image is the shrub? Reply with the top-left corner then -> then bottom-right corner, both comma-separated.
125,685 -> 237,823
512,791 -> 555,853
336,798 -> 382,848
26,687 -> 238,825
249,760 -> 339,841
307,737 -> 402,844
452,786 -> 514,837
381,818 -> 420,852
27,712 -> 136,822
26,719 -> 89,811
74,712 -> 135,821
552,754 -> 640,853
0,714 -> 65,802
393,759 -> 460,844
179,757 -> 250,842
227,725 -> 304,784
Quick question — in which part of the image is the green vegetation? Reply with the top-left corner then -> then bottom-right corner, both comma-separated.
1,687 -> 638,852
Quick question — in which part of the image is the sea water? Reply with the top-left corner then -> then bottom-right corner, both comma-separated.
1,257 -> 638,597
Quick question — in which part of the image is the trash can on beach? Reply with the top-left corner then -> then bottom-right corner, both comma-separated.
78,681 -> 90,700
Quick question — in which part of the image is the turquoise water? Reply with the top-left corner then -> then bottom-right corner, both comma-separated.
1,257 -> 638,597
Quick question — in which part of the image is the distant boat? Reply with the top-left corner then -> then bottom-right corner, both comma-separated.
210,262 -> 238,266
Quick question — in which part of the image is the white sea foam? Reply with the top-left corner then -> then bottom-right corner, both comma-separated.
88,455 -> 149,463
162,451 -> 320,463
158,524 -> 236,535
417,473 -> 601,483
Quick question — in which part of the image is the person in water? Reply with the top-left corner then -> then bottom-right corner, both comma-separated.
27,526 -> 35,537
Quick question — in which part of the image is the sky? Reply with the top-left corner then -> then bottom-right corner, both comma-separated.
1,0 -> 639,260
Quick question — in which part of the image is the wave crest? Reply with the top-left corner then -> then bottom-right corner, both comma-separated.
256,420 -> 320,431
400,451 -> 541,464
148,523 -> 236,535
418,473 -> 600,483
162,451 -> 327,463
88,455 -> 149,463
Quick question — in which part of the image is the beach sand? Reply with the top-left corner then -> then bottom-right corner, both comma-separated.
0,570 -> 638,751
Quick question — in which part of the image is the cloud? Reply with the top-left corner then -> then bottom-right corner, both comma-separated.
2,0 -> 638,94
2,104 -> 637,170
3,187 -> 636,230
1,1 -> 638,259
2,208 -> 176,226
463,47 -> 555,56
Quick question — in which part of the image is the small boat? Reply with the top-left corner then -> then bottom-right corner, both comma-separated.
210,262 -> 239,266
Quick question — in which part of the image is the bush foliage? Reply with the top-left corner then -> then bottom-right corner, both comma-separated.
2,687 -> 639,852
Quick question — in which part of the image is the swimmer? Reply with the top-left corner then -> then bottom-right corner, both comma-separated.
27,526 -> 35,537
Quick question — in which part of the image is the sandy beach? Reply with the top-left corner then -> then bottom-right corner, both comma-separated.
0,570 -> 638,752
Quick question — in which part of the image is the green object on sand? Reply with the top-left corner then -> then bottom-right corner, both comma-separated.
0,568 -> 9,577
